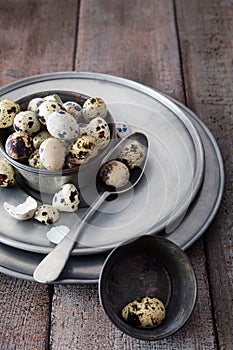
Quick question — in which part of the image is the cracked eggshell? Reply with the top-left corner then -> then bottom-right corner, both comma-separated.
46,225 -> 70,244
0,98 -> 20,128
33,131 -> 51,149
52,183 -> 80,212
122,296 -> 166,328
82,97 -> 107,122
13,110 -> 41,135
47,110 -> 80,140
34,204 -> 60,225
0,157 -> 16,187
63,101 -> 82,121
5,131 -> 34,160
39,137 -> 66,171
37,100 -> 61,125
86,117 -> 110,149
3,196 -> 38,220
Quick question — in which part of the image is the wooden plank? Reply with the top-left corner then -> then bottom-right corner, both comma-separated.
51,0 -> 217,348
0,1 -> 78,349
175,0 -> 233,348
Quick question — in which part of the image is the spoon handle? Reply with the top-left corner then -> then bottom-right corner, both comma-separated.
33,191 -> 110,283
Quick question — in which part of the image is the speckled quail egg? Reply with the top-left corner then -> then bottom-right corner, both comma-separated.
34,204 -> 60,225
4,196 -> 38,220
99,160 -> 130,188
67,135 -> 98,165
115,121 -> 132,138
27,97 -> 45,113
119,140 -> 145,169
5,131 -> 33,160
13,110 -> 41,135
0,98 -> 20,128
44,94 -> 63,104
63,101 -> 82,121
86,117 -> 110,149
39,137 -> 66,171
0,157 -> 15,187
52,183 -> 80,212
122,296 -> 166,328
47,110 -> 80,140
37,100 -> 61,125
33,130 -> 51,149
28,150 -> 42,168
82,97 -> 107,122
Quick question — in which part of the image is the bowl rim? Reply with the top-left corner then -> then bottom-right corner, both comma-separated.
98,234 -> 197,341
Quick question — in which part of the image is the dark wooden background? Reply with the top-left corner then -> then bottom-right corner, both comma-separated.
0,1 -> 232,349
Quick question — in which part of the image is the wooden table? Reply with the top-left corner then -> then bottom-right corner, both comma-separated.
0,1 -> 232,349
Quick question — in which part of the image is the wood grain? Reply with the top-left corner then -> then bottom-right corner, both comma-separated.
176,0 -> 233,348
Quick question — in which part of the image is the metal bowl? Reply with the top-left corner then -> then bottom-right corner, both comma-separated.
0,90 -> 115,194
99,234 -> 197,340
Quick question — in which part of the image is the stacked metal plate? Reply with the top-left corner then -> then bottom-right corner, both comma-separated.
0,72 -> 224,283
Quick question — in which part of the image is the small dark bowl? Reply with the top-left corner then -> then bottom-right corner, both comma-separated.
0,90 -> 115,193
99,235 -> 197,341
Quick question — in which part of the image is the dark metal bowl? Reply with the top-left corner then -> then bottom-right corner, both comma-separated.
0,90 -> 115,193
99,234 -> 197,340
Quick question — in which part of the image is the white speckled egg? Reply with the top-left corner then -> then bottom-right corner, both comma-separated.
37,100 -> 61,125
33,131 -> 51,149
63,101 -> 82,121
27,97 -> 45,113
122,296 -> 166,328
28,150 -> 42,168
39,137 -> 66,170
82,97 -> 107,122
52,183 -> 80,212
86,117 -> 110,149
0,157 -> 15,187
0,98 -> 20,128
5,131 -> 33,160
34,204 -> 60,225
13,110 -> 41,135
47,110 -> 80,140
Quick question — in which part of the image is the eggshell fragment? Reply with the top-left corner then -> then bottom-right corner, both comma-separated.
0,157 -> 15,187
39,137 -> 66,170
3,196 -> 37,220
52,183 -> 80,212
34,204 -> 60,225
46,225 -> 70,244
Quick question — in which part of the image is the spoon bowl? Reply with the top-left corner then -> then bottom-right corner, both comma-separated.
33,132 -> 149,283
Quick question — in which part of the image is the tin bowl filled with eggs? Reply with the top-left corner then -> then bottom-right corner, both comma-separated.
0,91 -> 116,194
99,235 -> 197,340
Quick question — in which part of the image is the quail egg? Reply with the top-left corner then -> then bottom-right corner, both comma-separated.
99,160 -> 130,188
119,140 -> 145,169
82,97 -> 107,122
0,98 -> 20,128
27,97 -> 45,113
33,130 -> 51,149
52,183 -> 80,212
13,110 -> 41,135
5,131 -> 34,160
39,137 -> 66,171
44,94 -> 63,104
115,121 -> 132,138
86,117 -> 110,149
122,296 -> 166,328
0,157 -> 15,187
67,135 -> 98,165
28,150 -> 42,168
63,101 -> 82,121
34,204 -> 60,225
47,110 -> 80,140
3,196 -> 38,220
37,100 -> 61,125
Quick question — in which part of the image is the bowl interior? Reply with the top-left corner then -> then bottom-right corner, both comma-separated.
99,235 -> 197,340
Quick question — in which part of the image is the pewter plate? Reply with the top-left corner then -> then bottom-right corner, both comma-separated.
0,72 -> 204,255
0,99 -> 224,283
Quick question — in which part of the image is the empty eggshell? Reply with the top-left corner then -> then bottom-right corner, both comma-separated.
86,117 -> 110,149
0,157 -> 16,187
82,97 -> 107,122
0,98 -> 20,128
52,183 -> 80,212
39,137 -> 66,171
34,204 -> 60,225
13,110 -> 41,135
46,225 -> 70,244
47,110 -> 80,140
3,196 -> 38,220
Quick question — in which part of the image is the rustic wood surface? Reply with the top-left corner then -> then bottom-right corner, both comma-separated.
0,0 -> 232,349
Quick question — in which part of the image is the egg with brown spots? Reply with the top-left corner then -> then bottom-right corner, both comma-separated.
34,204 -> 60,225
86,117 -> 110,149
82,97 -> 107,121
13,110 -> 41,135
0,157 -> 15,187
52,183 -> 80,212
5,131 -> 33,160
0,98 -> 20,128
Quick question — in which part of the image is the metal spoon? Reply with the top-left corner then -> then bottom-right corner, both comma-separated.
33,132 -> 149,283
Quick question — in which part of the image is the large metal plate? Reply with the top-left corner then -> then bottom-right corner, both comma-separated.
0,72 -> 204,254
0,99 -> 224,283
